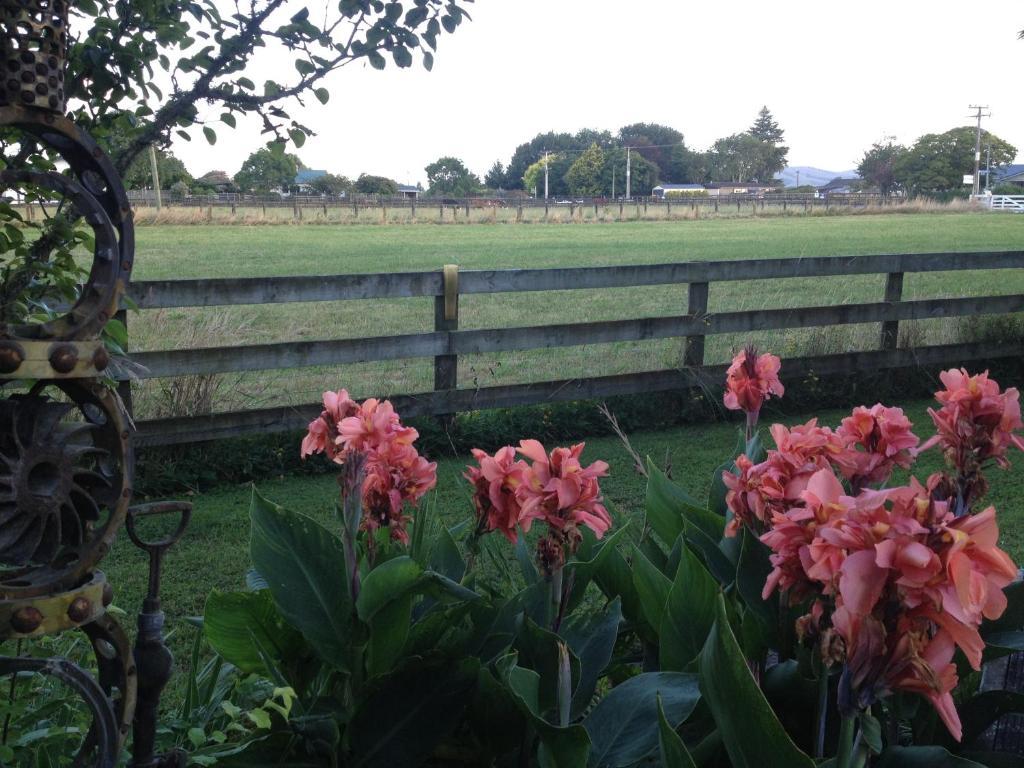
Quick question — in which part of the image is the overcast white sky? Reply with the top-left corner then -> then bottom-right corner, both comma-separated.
172,0 -> 1024,185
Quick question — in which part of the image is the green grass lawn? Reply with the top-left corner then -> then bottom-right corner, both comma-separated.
125,213 -> 1024,420
102,396 -> 1024,704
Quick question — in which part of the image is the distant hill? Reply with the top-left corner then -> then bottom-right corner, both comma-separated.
774,166 -> 859,188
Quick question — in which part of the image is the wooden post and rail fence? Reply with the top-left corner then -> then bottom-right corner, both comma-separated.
118,250 -> 1024,447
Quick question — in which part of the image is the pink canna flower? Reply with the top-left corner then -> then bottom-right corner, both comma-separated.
833,404 -> 920,490
301,390 -> 436,547
920,369 -> 1024,512
723,420 -> 842,538
300,388 -> 360,460
464,447 -> 535,542
723,346 -> 784,416
515,440 -> 612,540
463,439 -> 613,574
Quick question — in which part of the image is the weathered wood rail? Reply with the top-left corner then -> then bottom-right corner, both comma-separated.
123,250 -> 1024,447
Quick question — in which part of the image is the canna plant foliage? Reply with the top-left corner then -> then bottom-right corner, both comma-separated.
199,355 -> 1024,767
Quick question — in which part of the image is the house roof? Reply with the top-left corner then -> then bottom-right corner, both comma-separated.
706,182 -> 775,189
295,169 -> 327,184
654,183 -> 704,190
817,176 -> 860,191
993,164 -> 1024,182
396,184 -> 419,193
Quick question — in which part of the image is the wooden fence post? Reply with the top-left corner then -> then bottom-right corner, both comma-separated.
516,204 -> 523,222
618,201 -> 623,220
684,282 -> 709,368
714,199 -> 719,213
434,264 -> 460,419
411,200 -> 416,221
114,308 -> 134,419
881,271 -> 904,350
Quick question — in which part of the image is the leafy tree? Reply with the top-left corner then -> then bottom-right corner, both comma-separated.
857,141 -> 908,197
234,149 -> 300,193
708,134 -> 771,183
504,129 -> 613,191
663,145 -> 709,184
893,127 -> 1017,194
425,156 -> 481,197
617,123 -> 684,180
484,160 -> 507,189
123,148 -> 192,189
2,1 -> 472,177
355,174 -> 399,195
599,148 -> 657,197
564,143 -> 606,197
749,106 -> 784,144
308,173 -> 353,195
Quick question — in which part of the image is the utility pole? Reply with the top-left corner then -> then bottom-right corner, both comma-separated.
968,104 -> 990,197
148,144 -> 162,210
795,169 -> 800,188
611,164 -> 615,199
543,150 -> 549,200
625,146 -> 631,200
984,144 -> 991,192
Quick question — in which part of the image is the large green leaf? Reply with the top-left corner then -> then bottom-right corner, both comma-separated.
203,589 -> 305,675
960,690 -> 1024,745
498,653 -> 591,768
735,528 -> 779,634
632,545 -> 673,632
429,523 -> 466,582
469,668 -> 526,757
349,657 -> 480,768
592,547 -> 646,636
564,524 -> 631,612
584,672 -> 701,768
563,598 -> 623,719
357,556 -> 478,676
646,461 -> 724,547
698,594 -> 814,768
516,617 -> 582,717
660,546 -> 718,671
657,694 -> 697,768
357,556 -> 423,621
249,489 -> 353,670
875,747 -> 988,767
684,523 -> 736,586
516,532 -> 539,585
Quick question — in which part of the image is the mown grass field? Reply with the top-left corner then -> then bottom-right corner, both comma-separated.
125,212 -> 1024,420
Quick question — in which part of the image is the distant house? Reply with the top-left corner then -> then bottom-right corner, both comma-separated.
652,183 -> 705,199
817,177 -> 862,196
196,170 -> 236,192
396,184 -> 420,199
991,164 -> 1024,190
294,168 -> 327,192
705,182 -> 776,197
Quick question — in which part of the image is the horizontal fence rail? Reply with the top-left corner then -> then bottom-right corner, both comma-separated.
121,250 -> 1024,447
127,251 -> 1024,309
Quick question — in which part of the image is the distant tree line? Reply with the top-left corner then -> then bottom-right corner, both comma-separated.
127,107 -> 1019,200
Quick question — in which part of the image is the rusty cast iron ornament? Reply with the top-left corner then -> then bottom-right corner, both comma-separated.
1,2 -> 189,766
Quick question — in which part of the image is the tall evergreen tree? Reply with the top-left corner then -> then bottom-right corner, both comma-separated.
749,106 -> 784,144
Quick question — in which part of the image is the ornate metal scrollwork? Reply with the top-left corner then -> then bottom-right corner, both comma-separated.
1,4 -> 186,765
